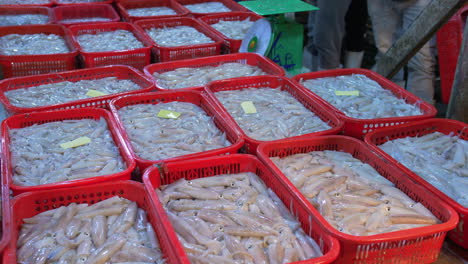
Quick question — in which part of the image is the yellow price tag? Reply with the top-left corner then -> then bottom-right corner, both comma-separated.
158,110 -> 181,119
60,136 -> 91,149
241,101 -> 257,114
86,89 -> 108,97
335,90 -> 360,96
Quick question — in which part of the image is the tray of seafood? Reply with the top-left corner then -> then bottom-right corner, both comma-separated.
1,108 -> 136,195
52,4 -> 120,27
0,6 -> 52,27
0,24 -> 78,78
0,186 -> 11,255
175,0 -> 248,17
143,154 -> 340,264
69,22 -> 153,70
109,90 -> 244,172
364,118 -> 468,248
256,135 -> 459,263
1,180 -> 182,264
143,53 -> 285,91
199,12 -> 263,53
293,69 -> 437,138
205,75 -> 343,153
0,65 -> 155,115
0,0 -> 53,7
134,17 -> 222,62
117,0 -> 189,23
54,0 -> 114,5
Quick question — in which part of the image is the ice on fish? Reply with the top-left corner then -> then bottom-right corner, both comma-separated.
0,14 -> 49,26
5,77 -> 141,108
211,18 -> 255,39
183,2 -> 231,13
118,102 -> 231,161
153,62 -> 267,89
0,33 -> 69,55
145,25 -> 214,47
60,17 -> 111,24
300,74 -> 423,119
9,118 -> 126,186
214,87 -> 331,141
128,6 -> 177,17
0,0 -> 49,4
379,132 -> 468,207
77,29 -> 144,52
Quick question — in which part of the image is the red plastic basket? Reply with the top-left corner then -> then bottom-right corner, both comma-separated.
205,75 -> 344,154
134,17 -> 222,62
143,154 -> 340,264
1,108 -> 136,195
116,0 -> 189,23
0,186 -> 11,256
199,12 -> 263,53
0,24 -> 78,78
0,65 -> 155,115
292,69 -> 437,139
436,4 -> 468,104
143,52 -> 285,91
68,22 -> 153,70
0,1 -> 53,7
54,0 -> 114,6
52,4 -> 120,27
256,135 -> 459,264
175,0 -> 248,17
1,180 -> 185,264
364,118 -> 468,249
109,90 -> 244,172
0,6 -> 52,26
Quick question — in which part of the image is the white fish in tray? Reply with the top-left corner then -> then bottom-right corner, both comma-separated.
145,25 -> 214,47
9,118 -> 126,186
211,18 -> 255,40
183,2 -> 231,13
77,29 -> 144,52
271,150 -> 439,236
380,132 -> 468,207
153,62 -> 267,90
118,102 -> 231,161
0,14 -> 49,26
0,0 -> 49,4
300,74 -> 423,119
56,0 -> 108,3
60,17 -> 112,24
0,33 -> 69,55
214,87 -> 331,141
128,6 -> 177,17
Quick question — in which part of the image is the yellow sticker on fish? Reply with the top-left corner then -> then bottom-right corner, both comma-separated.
86,89 -> 108,97
335,90 -> 360,96
60,136 -> 91,149
158,110 -> 181,119
241,101 -> 257,114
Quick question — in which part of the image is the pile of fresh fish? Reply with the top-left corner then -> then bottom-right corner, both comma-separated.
118,102 -> 231,161
77,29 -> 144,52
271,150 -> 439,236
153,63 -> 267,89
183,2 -> 231,13
17,197 -> 166,264
379,132 -> 468,207
0,0 -> 49,4
0,33 -> 69,55
0,14 -> 49,26
60,17 -> 112,24
211,18 -> 255,40
5,77 -> 141,108
145,25 -> 214,47
300,74 -> 423,119
158,172 -> 323,263
56,0 -> 108,3
9,118 -> 126,186
128,6 -> 177,17
214,87 -> 331,141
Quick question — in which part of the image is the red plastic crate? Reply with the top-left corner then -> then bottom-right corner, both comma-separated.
436,4 -> 468,104
205,75 -> 344,154
175,0 -> 248,17
0,186 -> 11,255
1,108 -> 136,195
109,90 -> 244,172
134,17 -> 222,62
0,6 -> 52,26
292,69 -> 437,139
364,118 -> 468,249
1,181 -> 185,264
143,52 -> 285,91
0,24 -> 78,78
116,0 -> 189,23
52,4 -> 120,27
256,135 -> 459,263
54,0 -> 114,6
68,22 -> 153,70
199,12 -> 263,53
0,65 -> 155,115
143,154 -> 340,264
0,1 -> 53,7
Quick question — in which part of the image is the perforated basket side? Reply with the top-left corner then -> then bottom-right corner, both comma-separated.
0,185 -> 11,255
52,4 -> 120,27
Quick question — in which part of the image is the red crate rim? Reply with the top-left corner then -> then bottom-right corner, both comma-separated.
52,3 -> 120,25
116,0 -> 190,21
175,0 -> 248,16
0,186 -> 11,253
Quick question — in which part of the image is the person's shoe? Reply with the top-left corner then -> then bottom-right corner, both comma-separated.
344,51 -> 364,68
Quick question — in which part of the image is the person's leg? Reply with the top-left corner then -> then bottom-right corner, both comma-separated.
344,0 -> 367,68
305,3 -> 318,71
